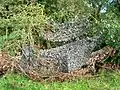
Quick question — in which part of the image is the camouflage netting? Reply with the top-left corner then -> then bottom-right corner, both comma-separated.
0,18 -> 119,82
39,37 -> 102,73
0,45 -> 117,82
43,18 -> 90,43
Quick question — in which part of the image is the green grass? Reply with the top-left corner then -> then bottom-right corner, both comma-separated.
0,71 -> 120,90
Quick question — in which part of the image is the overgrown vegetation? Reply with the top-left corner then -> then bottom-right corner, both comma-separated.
0,0 -> 48,55
0,0 -> 120,50
0,0 -> 119,59
0,0 -> 120,89
0,0 -> 90,54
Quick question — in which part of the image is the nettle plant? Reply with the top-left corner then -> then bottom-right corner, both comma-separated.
0,3 -> 47,55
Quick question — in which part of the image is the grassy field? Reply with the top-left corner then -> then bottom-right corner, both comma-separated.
0,70 -> 120,90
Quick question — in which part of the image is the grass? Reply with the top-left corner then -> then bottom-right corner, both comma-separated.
0,70 -> 120,90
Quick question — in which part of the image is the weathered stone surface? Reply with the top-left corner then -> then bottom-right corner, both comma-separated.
39,36 -> 101,72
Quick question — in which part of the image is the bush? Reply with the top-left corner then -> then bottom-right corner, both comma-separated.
0,1 -> 47,55
92,8 -> 120,63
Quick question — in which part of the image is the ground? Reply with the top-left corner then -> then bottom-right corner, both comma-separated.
0,70 -> 120,90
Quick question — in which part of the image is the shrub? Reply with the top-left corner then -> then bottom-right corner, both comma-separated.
0,1 -> 47,55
